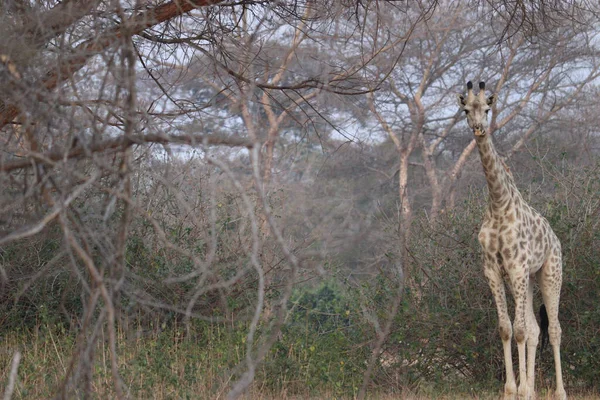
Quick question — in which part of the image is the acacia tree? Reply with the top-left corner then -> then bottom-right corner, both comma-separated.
1,0 -> 599,398
367,2 -> 600,231
353,3 -> 600,392
0,1 -> 426,398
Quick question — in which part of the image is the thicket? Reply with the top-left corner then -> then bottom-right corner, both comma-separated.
393,161 -> 600,391
2,157 -> 598,397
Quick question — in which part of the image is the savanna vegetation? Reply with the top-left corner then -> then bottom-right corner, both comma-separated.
1,1 -> 599,399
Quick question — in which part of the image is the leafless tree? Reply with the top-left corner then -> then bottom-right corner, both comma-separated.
2,0 -> 600,398
355,3 -> 600,393
367,1 -> 600,233
0,1 -> 424,398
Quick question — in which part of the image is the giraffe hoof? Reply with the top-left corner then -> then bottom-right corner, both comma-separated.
555,389 -> 567,400
504,382 -> 517,400
517,384 -> 532,400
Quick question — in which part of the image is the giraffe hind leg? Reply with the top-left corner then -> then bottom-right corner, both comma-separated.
538,256 -> 567,400
539,304 -> 549,352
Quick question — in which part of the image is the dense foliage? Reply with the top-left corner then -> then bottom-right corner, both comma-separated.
2,155 -> 599,396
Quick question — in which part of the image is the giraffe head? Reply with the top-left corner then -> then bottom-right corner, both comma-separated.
457,81 -> 497,136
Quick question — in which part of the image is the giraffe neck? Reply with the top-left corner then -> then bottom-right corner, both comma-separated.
475,134 -> 517,211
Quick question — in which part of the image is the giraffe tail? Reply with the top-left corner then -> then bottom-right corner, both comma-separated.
540,304 -> 549,352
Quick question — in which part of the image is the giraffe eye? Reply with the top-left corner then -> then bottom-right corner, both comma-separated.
464,110 -> 470,114
485,109 -> 489,114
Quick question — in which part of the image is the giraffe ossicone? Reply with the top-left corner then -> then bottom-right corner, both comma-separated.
458,81 -> 567,400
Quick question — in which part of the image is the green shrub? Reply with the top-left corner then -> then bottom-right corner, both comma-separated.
261,281 -> 369,396
392,164 -> 600,391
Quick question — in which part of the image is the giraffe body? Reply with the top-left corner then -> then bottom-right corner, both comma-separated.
457,82 -> 566,400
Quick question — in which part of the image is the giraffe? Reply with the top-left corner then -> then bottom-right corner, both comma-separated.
457,81 -> 567,400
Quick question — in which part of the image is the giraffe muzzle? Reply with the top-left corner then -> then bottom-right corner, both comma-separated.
474,127 -> 486,136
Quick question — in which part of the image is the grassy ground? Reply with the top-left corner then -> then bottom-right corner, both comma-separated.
243,391 -> 600,399
1,323 -> 243,398
1,324 -> 598,399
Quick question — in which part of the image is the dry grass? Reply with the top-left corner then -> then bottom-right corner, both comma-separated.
0,324 -> 241,399
1,325 -> 599,399
245,391 -> 600,400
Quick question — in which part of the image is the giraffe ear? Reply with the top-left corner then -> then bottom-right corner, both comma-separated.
456,94 -> 466,107
487,94 -> 497,107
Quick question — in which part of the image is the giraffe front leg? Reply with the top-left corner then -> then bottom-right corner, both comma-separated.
484,265 -> 516,399
500,318 -> 517,400
525,278 -> 540,398
511,273 -> 531,400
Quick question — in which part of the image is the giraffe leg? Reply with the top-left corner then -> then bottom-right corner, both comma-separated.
539,257 -> 567,400
510,272 -> 530,400
484,265 -> 516,399
525,277 -> 540,398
